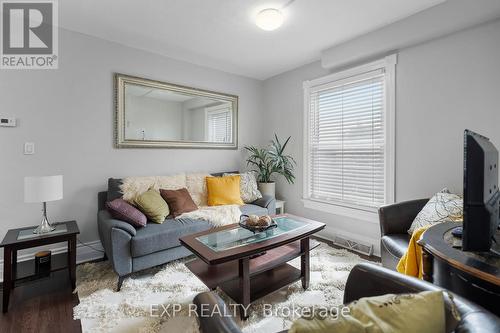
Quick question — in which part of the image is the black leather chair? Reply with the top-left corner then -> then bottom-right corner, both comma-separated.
378,198 -> 429,270
193,263 -> 500,333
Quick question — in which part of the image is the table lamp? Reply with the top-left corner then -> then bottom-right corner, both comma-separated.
24,175 -> 63,234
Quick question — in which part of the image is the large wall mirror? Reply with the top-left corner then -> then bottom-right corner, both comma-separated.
115,74 -> 238,148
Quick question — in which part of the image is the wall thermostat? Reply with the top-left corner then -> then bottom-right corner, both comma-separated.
0,117 -> 16,127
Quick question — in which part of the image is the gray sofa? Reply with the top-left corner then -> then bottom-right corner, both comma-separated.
97,173 -> 276,290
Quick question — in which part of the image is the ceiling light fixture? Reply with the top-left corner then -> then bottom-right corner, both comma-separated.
256,8 -> 284,31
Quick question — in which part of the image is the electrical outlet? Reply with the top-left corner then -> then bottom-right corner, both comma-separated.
24,142 -> 35,155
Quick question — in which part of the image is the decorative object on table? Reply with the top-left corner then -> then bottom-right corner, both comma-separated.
239,214 -> 277,233
244,134 -> 296,198
35,250 -> 51,277
24,175 -> 63,234
0,221 -> 79,313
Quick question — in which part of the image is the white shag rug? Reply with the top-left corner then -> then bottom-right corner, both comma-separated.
74,242 -> 368,333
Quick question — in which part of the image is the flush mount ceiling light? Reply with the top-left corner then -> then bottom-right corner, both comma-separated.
256,8 -> 284,31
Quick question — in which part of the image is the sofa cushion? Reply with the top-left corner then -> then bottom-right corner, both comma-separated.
160,188 -> 198,217
131,218 -> 211,257
240,204 -> 269,217
381,234 -> 410,259
134,189 -> 170,224
106,198 -> 147,227
206,175 -> 244,206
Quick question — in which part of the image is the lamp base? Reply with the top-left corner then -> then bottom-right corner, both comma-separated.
33,214 -> 56,234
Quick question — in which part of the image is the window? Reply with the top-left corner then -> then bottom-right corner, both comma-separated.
206,104 -> 232,142
303,55 -> 396,218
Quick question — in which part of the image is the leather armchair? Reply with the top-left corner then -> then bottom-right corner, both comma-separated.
193,263 -> 500,333
378,198 -> 428,270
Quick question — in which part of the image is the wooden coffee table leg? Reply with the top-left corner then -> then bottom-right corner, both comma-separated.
239,257 -> 250,320
301,237 -> 310,290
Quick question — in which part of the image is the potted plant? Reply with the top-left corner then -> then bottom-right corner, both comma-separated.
244,134 -> 296,198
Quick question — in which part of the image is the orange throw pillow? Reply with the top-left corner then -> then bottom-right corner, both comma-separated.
206,175 -> 244,206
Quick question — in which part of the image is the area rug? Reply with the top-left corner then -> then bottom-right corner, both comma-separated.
73,242 -> 369,333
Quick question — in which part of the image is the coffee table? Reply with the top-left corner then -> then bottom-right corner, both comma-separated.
179,214 -> 325,319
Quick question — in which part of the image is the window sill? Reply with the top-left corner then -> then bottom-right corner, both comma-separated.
302,199 -> 379,224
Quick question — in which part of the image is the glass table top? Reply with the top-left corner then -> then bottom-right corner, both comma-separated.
17,224 -> 68,240
196,216 -> 307,252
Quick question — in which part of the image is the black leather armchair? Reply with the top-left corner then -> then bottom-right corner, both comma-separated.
193,263 -> 500,333
378,198 -> 429,270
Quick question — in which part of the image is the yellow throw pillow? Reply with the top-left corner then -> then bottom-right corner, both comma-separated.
206,175 -> 244,206
134,189 -> 169,223
289,290 -> 446,333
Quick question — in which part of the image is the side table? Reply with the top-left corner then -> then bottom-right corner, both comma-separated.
275,200 -> 286,214
0,220 -> 80,313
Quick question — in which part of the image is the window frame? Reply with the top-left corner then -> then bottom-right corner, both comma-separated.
302,55 -> 397,222
205,104 -> 232,143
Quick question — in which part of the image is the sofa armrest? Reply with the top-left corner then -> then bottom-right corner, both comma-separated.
378,198 -> 428,236
98,210 -> 137,236
97,210 -> 135,276
344,263 -> 500,333
252,195 -> 276,215
193,292 -> 242,333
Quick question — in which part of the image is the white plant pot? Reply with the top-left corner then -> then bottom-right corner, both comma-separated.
258,182 -> 276,198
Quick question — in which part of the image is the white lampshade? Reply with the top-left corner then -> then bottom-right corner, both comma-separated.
24,175 -> 63,203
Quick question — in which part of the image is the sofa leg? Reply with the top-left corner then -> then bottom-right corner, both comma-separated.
117,276 -> 124,291
103,252 -> 108,261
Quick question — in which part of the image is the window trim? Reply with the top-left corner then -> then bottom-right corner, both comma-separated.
302,54 -> 397,220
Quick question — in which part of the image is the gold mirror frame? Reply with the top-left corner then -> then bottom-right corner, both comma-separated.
114,73 -> 238,149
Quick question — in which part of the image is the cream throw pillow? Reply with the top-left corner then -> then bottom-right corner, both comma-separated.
289,291 -> 446,333
186,173 -> 211,206
224,172 -> 262,203
407,188 -> 463,235
120,174 -> 186,202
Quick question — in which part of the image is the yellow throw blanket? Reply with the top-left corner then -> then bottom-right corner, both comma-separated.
397,225 -> 431,279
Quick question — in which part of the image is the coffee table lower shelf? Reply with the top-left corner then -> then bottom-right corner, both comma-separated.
220,263 -> 301,304
186,239 -> 319,315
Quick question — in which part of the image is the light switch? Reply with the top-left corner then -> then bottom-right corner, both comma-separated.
24,142 -> 35,155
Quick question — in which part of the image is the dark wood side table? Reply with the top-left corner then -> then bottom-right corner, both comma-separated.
0,221 -> 80,313
418,222 -> 500,316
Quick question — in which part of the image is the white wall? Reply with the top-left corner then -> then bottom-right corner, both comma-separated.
263,19 -> 500,253
0,28 -> 265,258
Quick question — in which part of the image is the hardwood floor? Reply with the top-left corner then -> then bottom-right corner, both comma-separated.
0,270 -> 81,333
0,238 -> 379,333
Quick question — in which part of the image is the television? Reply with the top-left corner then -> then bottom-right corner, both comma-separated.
462,129 -> 500,251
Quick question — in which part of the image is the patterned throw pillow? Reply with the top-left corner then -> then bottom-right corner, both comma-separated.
407,188 -> 463,235
224,172 -> 262,203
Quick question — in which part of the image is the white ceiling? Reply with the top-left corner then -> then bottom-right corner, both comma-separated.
60,0 -> 446,80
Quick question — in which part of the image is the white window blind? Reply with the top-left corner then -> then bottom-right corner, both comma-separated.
306,70 -> 386,209
207,107 -> 231,142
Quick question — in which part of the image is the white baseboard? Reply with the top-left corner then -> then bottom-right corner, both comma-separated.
0,240 -> 104,283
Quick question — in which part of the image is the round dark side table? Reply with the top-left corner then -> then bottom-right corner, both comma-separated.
418,222 -> 500,316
